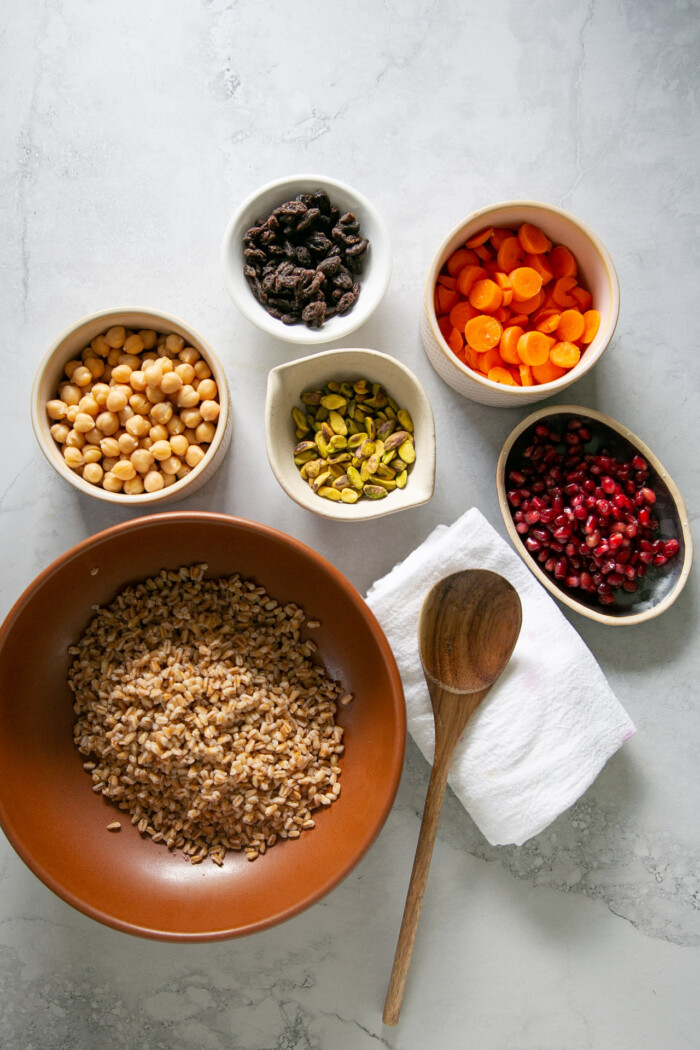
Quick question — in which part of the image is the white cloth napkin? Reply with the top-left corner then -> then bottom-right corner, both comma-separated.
365,507 -> 635,846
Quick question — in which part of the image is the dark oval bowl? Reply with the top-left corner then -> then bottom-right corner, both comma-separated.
0,513 -> 405,940
497,405 -> 693,625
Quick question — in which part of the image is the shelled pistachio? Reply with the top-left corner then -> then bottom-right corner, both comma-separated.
291,379 -> 415,503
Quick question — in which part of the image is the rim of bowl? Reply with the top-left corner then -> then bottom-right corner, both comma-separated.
30,307 -> 230,505
0,511 -> 407,939
425,200 -> 620,397
496,404 -> 693,625
221,173 -> 392,345
265,347 -> 436,520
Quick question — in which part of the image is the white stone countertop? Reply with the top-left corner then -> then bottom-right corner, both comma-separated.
1,2 -> 698,1047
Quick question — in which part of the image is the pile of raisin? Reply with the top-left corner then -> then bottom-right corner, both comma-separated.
242,189 -> 369,329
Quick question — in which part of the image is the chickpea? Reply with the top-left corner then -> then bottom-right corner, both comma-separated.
139,329 -> 158,349
195,421 -> 216,444
199,399 -> 220,422
74,412 -> 97,433
66,404 -> 80,424
65,428 -> 86,449
143,361 -> 163,387
102,471 -> 124,492
129,393 -> 151,415
111,363 -> 133,384
151,439 -> 172,461
160,371 -> 183,396
96,411 -> 120,436
63,359 -> 82,379
78,395 -> 100,416
166,415 -> 185,435
102,457 -> 119,472
112,459 -> 137,481
59,383 -> 81,406
107,348 -> 121,366
129,369 -> 147,392
83,445 -> 102,464
169,434 -> 189,457
166,334 -> 185,355
117,432 -> 139,455
150,401 -> 173,425
46,399 -> 68,421
149,425 -> 169,443
63,446 -> 83,469
143,470 -> 165,492
72,365 -> 93,388
183,428 -> 198,444
118,405 -> 134,426
176,463 -> 192,480
91,383 -> 110,406
100,436 -> 120,458
180,408 -> 202,430
160,455 -> 181,475
146,384 -> 166,404
91,334 -> 110,357
125,414 -> 150,438
50,422 -> 70,444
130,449 -> 154,474
105,326 -> 126,349
83,462 -> 104,485
179,345 -> 199,364
196,378 -> 217,400
106,388 -> 129,413
193,360 -> 212,381
84,356 -> 105,379
139,436 -> 154,450
123,334 -> 144,356
162,472 -> 177,488
185,445 -> 205,468
85,427 -> 103,445
174,362 -> 195,385
177,385 -> 199,409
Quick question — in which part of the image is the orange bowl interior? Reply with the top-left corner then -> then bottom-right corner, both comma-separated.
0,512 -> 405,940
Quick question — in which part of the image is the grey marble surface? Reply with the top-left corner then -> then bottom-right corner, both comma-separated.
1,1 -> 699,1047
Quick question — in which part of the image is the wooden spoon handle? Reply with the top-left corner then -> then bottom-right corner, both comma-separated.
382,750 -> 452,1026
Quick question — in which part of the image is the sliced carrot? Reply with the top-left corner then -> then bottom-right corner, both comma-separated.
494,306 -> 512,324
510,266 -> 543,302
581,309 -> 601,343
469,278 -> 502,313
474,244 -> 493,262
518,223 -> 552,255
549,244 -> 577,278
499,325 -> 524,365
509,290 -> 544,315
496,236 -> 523,274
465,314 -> 503,352
466,226 -> 494,249
436,285 -> 459,314
477,348 -> 506,373
488,366 -> 515,385
519,363 -> 534,386
437,314 -> 453,340
508,368 -> 522,385
534,309 -> 561,334
552,276 -> 578,308
484,259 -> 500,279
449,300 -> 478,330
532,359 -> 567,384
494,271 -> 512,290
463,346 -> 480,371
524,251 -> 554,285
549,340 -> 581,368
501,288 -> 513,307
556,308 -> 585,342
507,312 -> 529,327
456,264 -> 487,297
516,330 -> 553,367
446,247 -> 479,276
490,227 -> 513,250
571,285 -> 593,311
437,273 -> 457,290
447,327 -> 464,356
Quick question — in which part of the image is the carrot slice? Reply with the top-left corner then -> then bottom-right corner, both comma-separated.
466,226 -> 494,249
549,244 -> 577,278
524,251 -> 554,285
549,340 -> 581,368
508,368 -> 522,385
456,264 -> 487,297
469,278 -> 502,313
510,266 -> 543,302
446,247 -> 479,276
518,223 -> 552,255
488,366 -> 515,385
474,244 -> 493,262
449,300 -> 478,330
555,308 -> 585,342
448,327 -> 464,356
507,313 -> 529,327
552,276 -> 578,308
532,359 -> 567,384
518,363 -> 534,386
465,314 -> 503,352
509,290 -> 544,315
516,330 -> 553,367
478,348 -> 506,373
494,306 -> 512,324
534,309 -> 561,334
581,309 -> 601,343
496,236 -> 523,274
490,228 -> 513,250
437,315 -> 453,339
436,285 -> 460,314
463,346 -> 480,371
499,325 -> 524,365
571,285 -> 593,311
501,288 -> 513,307
437,273 -> 457,290
494,271 -> 512,290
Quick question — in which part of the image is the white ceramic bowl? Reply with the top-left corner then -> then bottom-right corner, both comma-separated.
221,174 -> 392,345
420,200 -> 620,407
265,348 -> 435,521
31,308 -> 232,505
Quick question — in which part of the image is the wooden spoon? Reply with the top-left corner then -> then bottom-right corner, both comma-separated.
382,569 -> 522,1026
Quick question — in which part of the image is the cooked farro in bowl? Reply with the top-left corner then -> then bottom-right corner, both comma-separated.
0,512 -> 405,941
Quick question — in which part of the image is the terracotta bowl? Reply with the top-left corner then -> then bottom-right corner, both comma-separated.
497,405 -> 693,625
0,513 -> 405,940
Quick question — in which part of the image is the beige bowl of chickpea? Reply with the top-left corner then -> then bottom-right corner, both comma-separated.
31,309 -> 232,504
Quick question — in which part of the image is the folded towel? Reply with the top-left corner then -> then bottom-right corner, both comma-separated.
365,507 -> 635,846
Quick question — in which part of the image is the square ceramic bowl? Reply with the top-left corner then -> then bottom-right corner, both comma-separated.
221,174 -> 392,345
31,308 -> 232,505
420,200 -> 620,407
265,348 -> 435,520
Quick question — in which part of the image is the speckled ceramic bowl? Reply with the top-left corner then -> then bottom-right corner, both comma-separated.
420,201 -> 620,407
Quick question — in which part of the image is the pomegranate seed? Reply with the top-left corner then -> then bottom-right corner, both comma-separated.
622,580 -> 638,592
554,559 -> 567,579
653,554 -> 667,566
565,574 -> 580,589
524,510 -> 541,525
639,508 -> 651,527
631,454 -> 647,471
664,539 -> 680,557
596,499 -> 611,516
601,476 -> 616,494
525,537 -> 542,552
